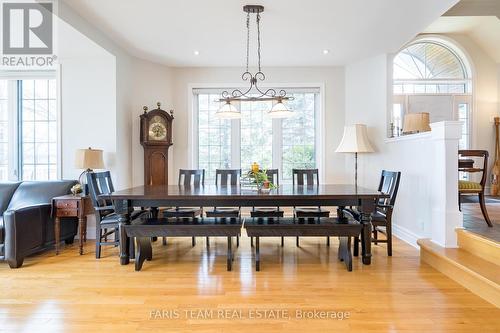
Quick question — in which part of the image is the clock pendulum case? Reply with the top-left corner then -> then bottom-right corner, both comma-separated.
140,102 -> 174,186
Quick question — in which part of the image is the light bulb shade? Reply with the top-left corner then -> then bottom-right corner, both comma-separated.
402,112 -> 431,134
335,124 -> 374,153
268,102 -> 293,118
75,148 -> 104,170
215,101 -> 241,119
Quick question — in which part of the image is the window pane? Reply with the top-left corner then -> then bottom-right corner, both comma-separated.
240,99 -> 273,171
197,94 -> 231,182
0,81 -> 8,181
281,93 -> 316,181
21,79 -> 58,180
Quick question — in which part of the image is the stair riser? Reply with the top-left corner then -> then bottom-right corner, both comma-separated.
420,247 -> 500,308
457,229 -> 500,265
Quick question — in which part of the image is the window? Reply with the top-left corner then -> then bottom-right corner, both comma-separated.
391,39 -> 472,148
194,89 -> 319,183
0,76 -> 59,181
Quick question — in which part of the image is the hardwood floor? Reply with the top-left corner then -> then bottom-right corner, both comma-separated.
462,202 -> 500,242
1,235 -> 499,332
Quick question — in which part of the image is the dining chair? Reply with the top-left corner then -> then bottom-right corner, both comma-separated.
250,169 -> 284,246
163,169 -> 205,246
205,169 -> 242,247
346,170 -> 401,256
458,150 -> 493,227
292,168 -> 330,247
87,171 -> 148,259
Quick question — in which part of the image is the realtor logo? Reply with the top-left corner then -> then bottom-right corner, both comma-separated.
2,2 -> 53,54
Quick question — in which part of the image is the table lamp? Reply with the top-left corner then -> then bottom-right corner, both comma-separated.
75,147 -> 104,195
335,124 -> 374,187
402,112 -> 431,134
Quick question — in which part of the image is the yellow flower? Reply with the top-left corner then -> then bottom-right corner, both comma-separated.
251,162 -> 259,173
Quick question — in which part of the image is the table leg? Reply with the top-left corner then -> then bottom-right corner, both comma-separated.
55,217 -> 61,255
361,212 -> 372,265
78,217 -> 85,255
227,236 -> 232,271
83,216 -> 87,242
116,200 -> 131,265
255,237 -> 260,271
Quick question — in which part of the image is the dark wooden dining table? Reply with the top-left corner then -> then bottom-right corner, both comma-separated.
102,184 -> 386,267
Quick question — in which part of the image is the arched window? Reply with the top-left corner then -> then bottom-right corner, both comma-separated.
391,39 -> 472,149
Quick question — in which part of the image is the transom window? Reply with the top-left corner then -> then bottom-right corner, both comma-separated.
194,89 -> 319,182
391,39 -> 472,149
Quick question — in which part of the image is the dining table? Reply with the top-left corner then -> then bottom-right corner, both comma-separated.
101,184 -> 386,267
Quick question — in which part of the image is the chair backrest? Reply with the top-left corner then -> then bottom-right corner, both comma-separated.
292,168 -> 319,186
87,171 -> 115,210
458,150 -> 488,187
178,169 -> 205,186
215,169 -> 241,185
266,169 -> 279,186
377,170 -> 401,208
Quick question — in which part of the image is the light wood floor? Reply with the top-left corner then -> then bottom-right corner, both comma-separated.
1,234 -> 499,333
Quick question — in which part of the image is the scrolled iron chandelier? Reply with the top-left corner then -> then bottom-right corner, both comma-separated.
216,5 -> 294,119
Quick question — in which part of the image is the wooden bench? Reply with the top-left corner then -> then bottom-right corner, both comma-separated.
124,217 -> 242,271
244,217 -> 362,271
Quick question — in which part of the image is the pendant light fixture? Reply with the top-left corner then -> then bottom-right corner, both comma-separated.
215,5 -> 294,119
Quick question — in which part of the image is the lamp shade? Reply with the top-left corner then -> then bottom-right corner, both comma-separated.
402,112 -> 431,134
75,148 -> 104,170
268,101 -> 293,118
215,101 -> 241,119
335,124 -> 374,153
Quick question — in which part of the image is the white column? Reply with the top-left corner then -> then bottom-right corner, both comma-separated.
430,121 -> 463,247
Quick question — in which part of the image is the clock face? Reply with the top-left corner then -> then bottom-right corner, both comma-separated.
148,116 -> 167,141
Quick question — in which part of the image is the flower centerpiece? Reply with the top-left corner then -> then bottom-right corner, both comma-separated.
242,162 -> 277,192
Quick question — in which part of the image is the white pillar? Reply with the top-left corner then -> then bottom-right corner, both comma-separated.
430,121 -> 463,247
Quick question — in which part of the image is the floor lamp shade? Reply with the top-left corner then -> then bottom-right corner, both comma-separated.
335,124 -> 374,153
75,148 -> 104,170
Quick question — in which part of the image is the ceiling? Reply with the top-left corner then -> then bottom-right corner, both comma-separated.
62,0 -> 458,67
424,16 -> 500,62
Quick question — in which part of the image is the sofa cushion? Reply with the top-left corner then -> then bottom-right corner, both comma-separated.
6,180 -> 77,211
0,182 -> 21,215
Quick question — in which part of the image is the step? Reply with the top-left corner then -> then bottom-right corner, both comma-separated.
417,238 -> 500,307
456,228 -> 500,265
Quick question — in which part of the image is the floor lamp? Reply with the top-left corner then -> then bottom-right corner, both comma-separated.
335,124 -> 374,187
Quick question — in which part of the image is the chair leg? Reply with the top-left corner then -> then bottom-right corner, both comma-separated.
296,237 -> 300,247
236,235 -> 239,248
281,237 -> 284,247
95,224 -> 101,259
478,193 -> 494,227
373,228 -> 378,245
162,237 -> 167,246
206,237 -> 210,248
192,237 -> 196,247
104,228 -> 108,242
250,237 -> 253,247
326,236 -> 330,247
353,236 -> 359,257
386,222 -> 393,257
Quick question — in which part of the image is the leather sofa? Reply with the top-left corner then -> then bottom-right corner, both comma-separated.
0,180 -> 78,268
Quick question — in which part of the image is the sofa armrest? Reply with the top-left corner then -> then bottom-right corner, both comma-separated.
3,203 -> 51,268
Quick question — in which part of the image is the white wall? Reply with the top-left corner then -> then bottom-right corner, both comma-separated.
58,1 -> 134,189
344,54 -> 448,245
130,59 -> 174,186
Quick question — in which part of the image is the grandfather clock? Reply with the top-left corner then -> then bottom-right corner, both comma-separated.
140,102 -> 174,186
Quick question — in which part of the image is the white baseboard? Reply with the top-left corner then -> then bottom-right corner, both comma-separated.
392,223 -> 421,249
